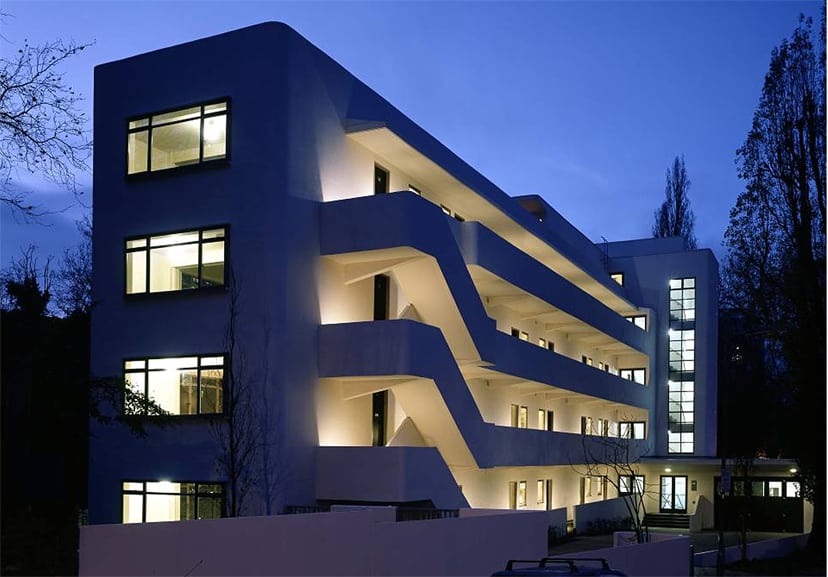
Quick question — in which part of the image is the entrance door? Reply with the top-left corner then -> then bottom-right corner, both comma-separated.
660,475 -> 687,512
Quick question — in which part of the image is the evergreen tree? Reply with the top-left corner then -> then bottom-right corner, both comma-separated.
652,155 -> 698,249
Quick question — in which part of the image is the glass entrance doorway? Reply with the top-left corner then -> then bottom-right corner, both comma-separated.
660,475 -> 688,512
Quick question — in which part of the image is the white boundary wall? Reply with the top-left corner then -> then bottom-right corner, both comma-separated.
80,508 -> 548,576
553,533 -> 692,576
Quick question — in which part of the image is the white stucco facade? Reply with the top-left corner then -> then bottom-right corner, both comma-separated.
89,22 -> 732,528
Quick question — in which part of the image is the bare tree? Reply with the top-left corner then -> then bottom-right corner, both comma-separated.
652,155 -> 698,249
0,26 -> 93,219
54,216 -> 92,316
571,423 -> 650,543
212,273 -> 259,517
255,318 -> 289,515
0,244 -> 53,314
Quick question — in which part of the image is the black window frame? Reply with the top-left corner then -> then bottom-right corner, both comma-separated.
124,225 -> 228,296
619,367 -> 646,385
123,353 -> 226,416
618,474 -> 645,496
122,480 -> 225,523
126,98 -> 231,176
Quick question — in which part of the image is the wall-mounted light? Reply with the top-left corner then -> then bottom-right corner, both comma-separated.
665,467 -> 672,473
790,468 -> 798,474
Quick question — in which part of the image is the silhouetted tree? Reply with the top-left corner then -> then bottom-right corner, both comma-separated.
54,216 -> 92,316
0,20 -> 92,219
652,155 -> 698,249
571,422 -> 650,543
722,14 -> 825,561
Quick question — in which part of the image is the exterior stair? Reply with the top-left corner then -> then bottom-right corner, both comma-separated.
643,512 -> 690,529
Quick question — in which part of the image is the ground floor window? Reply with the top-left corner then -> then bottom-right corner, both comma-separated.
122,481 -> 223,523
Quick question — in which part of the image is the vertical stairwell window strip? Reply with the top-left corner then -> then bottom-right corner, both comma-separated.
668,277 -> 695,454
127,100 -> 228,174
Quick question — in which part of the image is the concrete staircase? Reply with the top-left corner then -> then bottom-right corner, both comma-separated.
643,512 -> 690,529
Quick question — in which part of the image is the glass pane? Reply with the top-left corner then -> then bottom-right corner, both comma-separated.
148,357 -> 197,371
146,481 -> 180,493
620,476 -> 630,493
768,481 -> 783,497
180,494 -> 197,520
178,369 -> 198,415
684,278 -> 695,288
146,494 -> 180,522
128,130 -> 149,174
202,241 -> 225,287
197,496 -> 222,519
202,228 -> 225,240
204,102 -> 227,114
123,481 -> 144,491
786,481 -> 800,498
126,251 -> 147,294
751,481 -> 765,497
152,106 -> 200,126
200,356 -> 224,367
202,114 -> 227,160
123,494 -> 144,523
669,279 -> 682,289
129,118 -> 149,129
148,370 -> 183,414
151,119 -> 200,171
124,374 -> 145,414
149,243 -> 199,292
150,231 -> 199,247
126,238 -> 147,249
199,368 -> 223,413
125,360 -> 146,370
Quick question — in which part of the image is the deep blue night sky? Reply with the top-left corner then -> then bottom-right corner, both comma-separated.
1,0 -> 822,269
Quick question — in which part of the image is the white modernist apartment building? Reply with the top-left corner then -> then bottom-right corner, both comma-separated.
89,22 -> 805,531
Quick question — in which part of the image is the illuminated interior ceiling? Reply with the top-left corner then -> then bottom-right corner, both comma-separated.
346,126 -> 640,316
460,365 -> 648,413
469,266 -> 644,356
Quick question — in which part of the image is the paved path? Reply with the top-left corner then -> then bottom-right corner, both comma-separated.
548,529 -> 802,556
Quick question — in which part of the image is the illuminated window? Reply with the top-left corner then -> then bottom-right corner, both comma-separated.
619,475 -> 645,496
610,273 -> 624,286
538,337 -> 547,348
125,355 -> 224,415
626,315 -> 647,330
620,368 -> 646,384
517,481 -> 527,507
537,409 -> 546,430
510,404 -> 528,428
126,227 -> 226,294
786,481 -> 800,498
668,277 -> 696,454
581,416 -> 593,435
122,481 -> 223,523
619,421 -> 646,439
127,100 -> 228,174
537,480 -> 545,504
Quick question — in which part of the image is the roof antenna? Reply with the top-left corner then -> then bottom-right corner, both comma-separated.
600,236 -> 609,272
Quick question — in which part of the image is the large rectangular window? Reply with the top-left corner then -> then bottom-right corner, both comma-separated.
126,227 -> 226,294
128,100 -> 228,174
125,355 -> 224,415
122,481 -> 223,523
